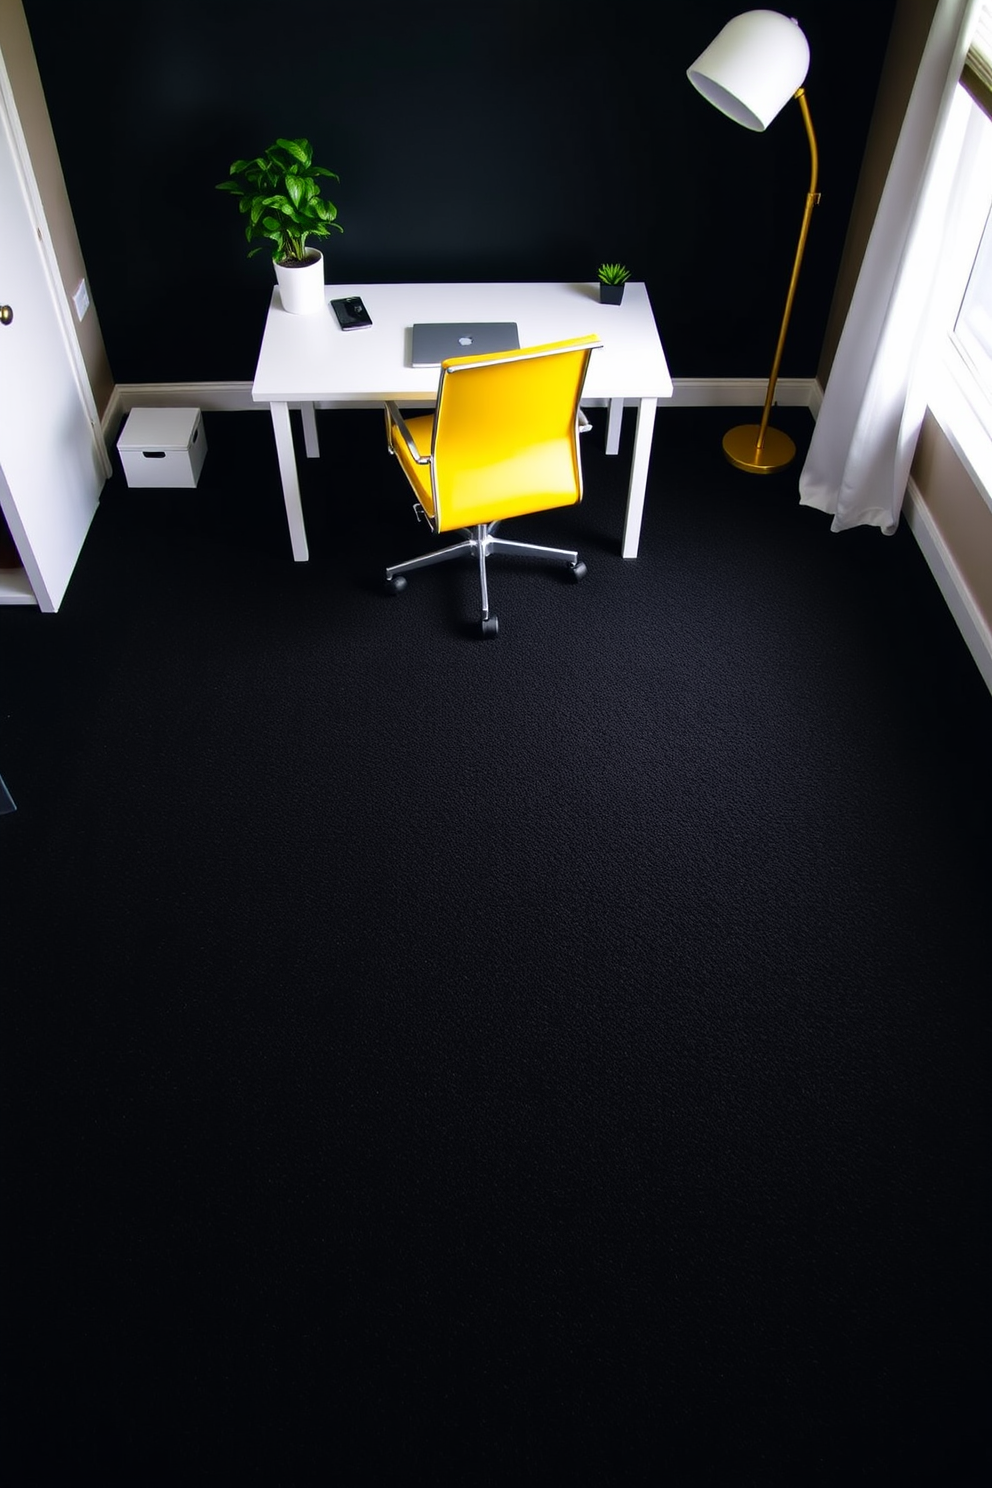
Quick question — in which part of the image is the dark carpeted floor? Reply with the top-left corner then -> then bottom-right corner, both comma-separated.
1,404 -> 990,1487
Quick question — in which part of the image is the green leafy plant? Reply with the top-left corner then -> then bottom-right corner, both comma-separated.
217,138 -> 342,265
597,262 -> 631,286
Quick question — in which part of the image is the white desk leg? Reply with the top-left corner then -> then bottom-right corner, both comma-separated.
606,397 -> 624,456
621,398 -> 657,559
301,400 -> 320,459
269,401 -> 309,562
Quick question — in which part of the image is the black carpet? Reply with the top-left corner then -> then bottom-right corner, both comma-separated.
1,405 -> 990,1487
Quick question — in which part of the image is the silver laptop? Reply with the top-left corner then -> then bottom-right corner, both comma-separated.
411,322 -> 520,368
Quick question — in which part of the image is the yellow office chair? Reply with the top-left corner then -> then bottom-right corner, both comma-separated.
384,334 -> 602,637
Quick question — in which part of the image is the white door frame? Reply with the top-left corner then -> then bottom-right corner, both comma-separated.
0,47 -> 111,481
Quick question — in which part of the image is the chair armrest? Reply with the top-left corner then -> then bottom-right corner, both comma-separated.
578,410 -> 592,434
385,402 -> 432,464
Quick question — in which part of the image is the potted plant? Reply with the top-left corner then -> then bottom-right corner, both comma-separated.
597,262 -> 630,305
217,138 -> 342,314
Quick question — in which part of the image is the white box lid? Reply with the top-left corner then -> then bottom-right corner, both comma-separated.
118,407 -> 201,451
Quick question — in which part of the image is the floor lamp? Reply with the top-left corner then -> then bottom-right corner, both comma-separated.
687,10 -> 819,473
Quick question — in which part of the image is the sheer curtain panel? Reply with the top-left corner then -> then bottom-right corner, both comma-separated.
798,0 -> 983,533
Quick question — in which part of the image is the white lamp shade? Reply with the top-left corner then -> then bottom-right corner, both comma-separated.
687,10 -> 810,131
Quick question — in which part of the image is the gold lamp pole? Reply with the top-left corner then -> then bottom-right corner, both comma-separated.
724,87 -> 820,473
688,11 -> 819,474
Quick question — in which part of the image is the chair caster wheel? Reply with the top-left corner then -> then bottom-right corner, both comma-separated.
481,616 -> 499,638
568,560 -> 587,581
385,574 -> 407,594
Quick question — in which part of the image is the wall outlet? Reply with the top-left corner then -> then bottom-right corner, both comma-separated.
72,278 -> 90,322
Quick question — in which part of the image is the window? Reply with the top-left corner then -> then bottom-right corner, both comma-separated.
953,198 -> 992,398
927,2 -> 992,509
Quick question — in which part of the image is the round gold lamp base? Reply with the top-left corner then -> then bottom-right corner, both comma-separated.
722,423 -> 797,474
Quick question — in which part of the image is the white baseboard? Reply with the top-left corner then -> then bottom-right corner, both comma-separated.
104,376 -> 822,441
103,381 -> 256,437
668,376 -> 818,409
903,475 -> 992,695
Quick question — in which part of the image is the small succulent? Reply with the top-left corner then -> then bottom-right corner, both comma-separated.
597,262 -> 631,286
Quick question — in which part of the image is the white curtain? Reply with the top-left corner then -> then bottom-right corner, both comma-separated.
798,0 -> 983,533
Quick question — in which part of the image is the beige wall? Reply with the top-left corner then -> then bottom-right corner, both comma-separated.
913,410 -> 992,624
0,0 -> 114,418
818,0 -> 992,653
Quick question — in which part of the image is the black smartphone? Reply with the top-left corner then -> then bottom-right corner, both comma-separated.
331,296 -> 373,330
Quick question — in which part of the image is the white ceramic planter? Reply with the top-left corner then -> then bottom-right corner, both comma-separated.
274,249 -> 326,315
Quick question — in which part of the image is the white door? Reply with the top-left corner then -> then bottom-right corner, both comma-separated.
0,56 -> 107,611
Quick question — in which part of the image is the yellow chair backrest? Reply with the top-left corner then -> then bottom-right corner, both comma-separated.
429,335 -> 601,532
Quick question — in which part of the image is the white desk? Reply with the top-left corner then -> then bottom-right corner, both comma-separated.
251,281 -> 673,562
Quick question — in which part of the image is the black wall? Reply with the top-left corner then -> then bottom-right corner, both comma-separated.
23,0 -> 897,385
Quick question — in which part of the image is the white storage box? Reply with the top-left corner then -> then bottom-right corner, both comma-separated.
117,407 -> 207,488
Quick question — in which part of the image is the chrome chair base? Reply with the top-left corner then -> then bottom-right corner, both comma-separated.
385,523 -> 586,638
